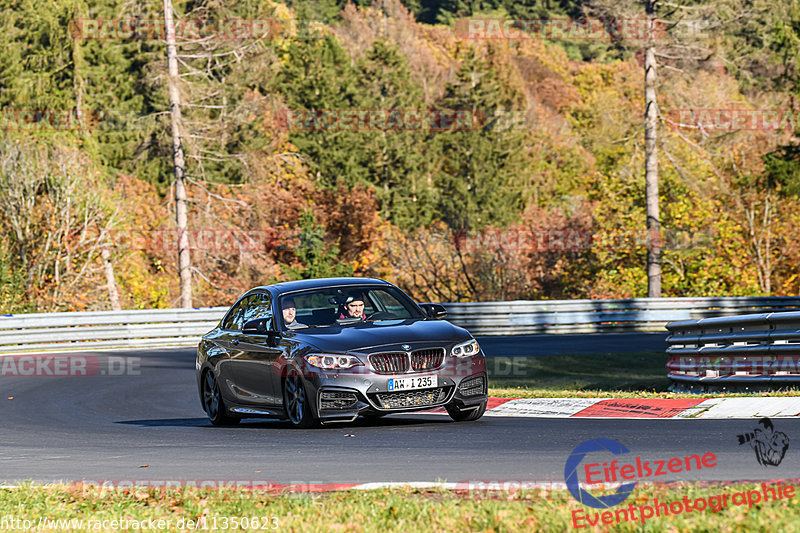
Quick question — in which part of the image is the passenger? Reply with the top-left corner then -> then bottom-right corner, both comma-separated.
338,294 -> 366,321
282,297 -> 305,329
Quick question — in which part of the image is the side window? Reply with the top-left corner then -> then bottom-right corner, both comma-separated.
222,299 -> 247,331
362,293 -> 376,316
242,292 -> 273,330
369,290 -> 390,313
369,289 -> 415,318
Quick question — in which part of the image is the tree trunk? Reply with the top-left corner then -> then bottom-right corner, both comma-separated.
101,246 -> 121,311
644,3 -> 661,298
765,197 -> 771,295
72,22 -> 84,125
164,0 -> 192,308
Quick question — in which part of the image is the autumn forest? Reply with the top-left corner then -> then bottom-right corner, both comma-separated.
2,0 -> 800,312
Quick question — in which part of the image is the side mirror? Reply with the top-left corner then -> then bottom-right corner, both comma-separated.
419,303 -> 448,319
242,318 -> 278,335
243,318 -> 270,334
242,319 -> 280,345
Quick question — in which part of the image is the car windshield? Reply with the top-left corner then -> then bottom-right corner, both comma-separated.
278,286 -> 424,330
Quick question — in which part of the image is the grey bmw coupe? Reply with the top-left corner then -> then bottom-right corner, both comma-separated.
196,277 -> 488,427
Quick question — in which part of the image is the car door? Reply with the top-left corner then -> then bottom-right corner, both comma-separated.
213,297 -> 248,402
228,292 -> 284,407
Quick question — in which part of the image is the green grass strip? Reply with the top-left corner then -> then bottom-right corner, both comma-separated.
2,482 -> 800,532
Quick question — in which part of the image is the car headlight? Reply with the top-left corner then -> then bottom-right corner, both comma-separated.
451,339 -> 480,357
304,354 -> 363,370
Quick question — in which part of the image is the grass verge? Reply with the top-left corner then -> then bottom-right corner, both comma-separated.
486,352 -> 800,398
2,482 -> 799,532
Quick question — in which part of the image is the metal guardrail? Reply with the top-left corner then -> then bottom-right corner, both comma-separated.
443,297 -> 800,336
666,311 -> 800,387
3,297 -> 800,354
0,308 -> 227,354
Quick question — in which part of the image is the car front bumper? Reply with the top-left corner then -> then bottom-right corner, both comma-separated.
299,354 -> 488,423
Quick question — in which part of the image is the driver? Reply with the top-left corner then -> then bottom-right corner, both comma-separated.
339,293 -> 366,321
282,297 -> 305,329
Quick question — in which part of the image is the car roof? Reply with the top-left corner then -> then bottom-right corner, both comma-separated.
249,277 -> 393,297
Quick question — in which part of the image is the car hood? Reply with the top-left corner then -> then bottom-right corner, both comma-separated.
286,319 -> 472,354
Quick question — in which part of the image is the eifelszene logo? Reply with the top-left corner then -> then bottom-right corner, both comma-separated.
565,438 -> 637,508
737,417 -> 789,467
565,438 -> 717,509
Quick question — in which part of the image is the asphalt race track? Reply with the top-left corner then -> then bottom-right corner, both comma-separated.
2,336 -> 798,486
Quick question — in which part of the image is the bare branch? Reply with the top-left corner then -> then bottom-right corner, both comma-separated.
184,176 -> 248,206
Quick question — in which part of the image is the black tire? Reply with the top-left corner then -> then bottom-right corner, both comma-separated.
446,400 -> 487,422
202,370 -> 240,426
283,369 -> 318,428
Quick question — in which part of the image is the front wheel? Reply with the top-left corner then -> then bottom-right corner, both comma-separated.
283,370 -> 318,428
446,400 -> 487,422
202,370 -> 240,426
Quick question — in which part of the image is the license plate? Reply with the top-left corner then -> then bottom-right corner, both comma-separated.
388,374 -> 436,391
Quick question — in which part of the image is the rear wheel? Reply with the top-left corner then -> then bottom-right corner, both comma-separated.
283,370 -> 318,428
202,370 -> 240,426
446,400 -> 487,422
